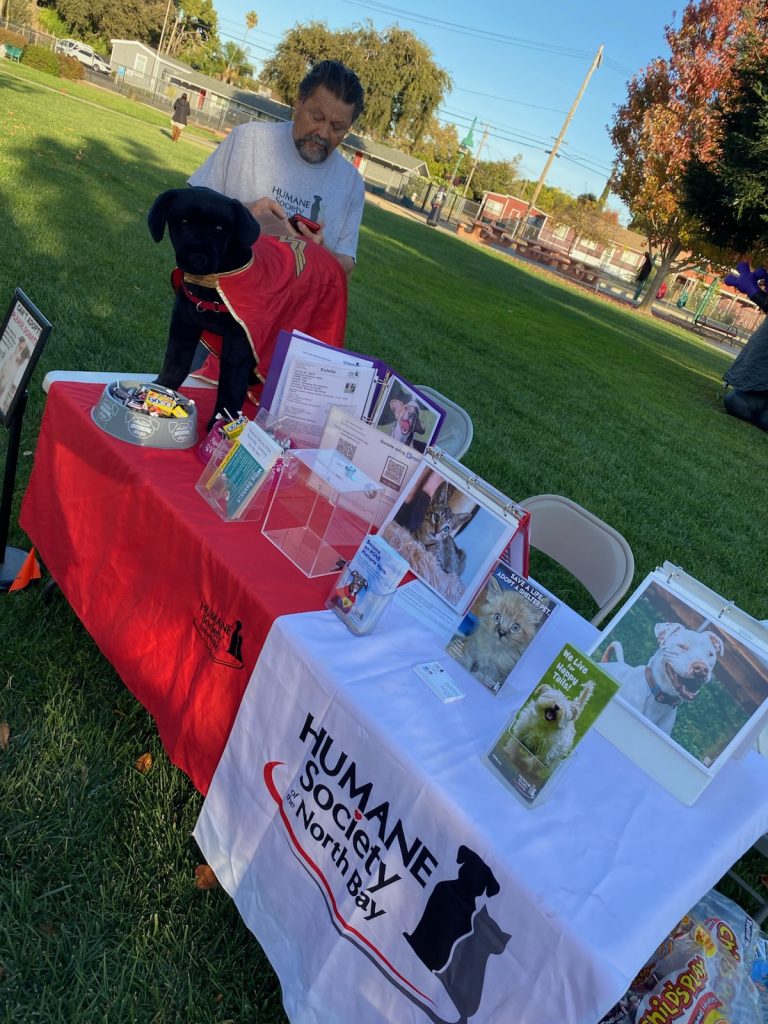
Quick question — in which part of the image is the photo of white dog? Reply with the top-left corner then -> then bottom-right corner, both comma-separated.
600,622 -> 724,735
506,680 -> 595,768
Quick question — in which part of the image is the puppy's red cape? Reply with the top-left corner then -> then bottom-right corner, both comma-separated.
189,234 -> 348,404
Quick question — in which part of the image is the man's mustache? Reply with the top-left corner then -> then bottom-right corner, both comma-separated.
298,134 -> 329,152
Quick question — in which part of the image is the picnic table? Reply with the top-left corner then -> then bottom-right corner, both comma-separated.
3,43 -> 23,62
547,253 -> 571,272
566,261 -> 600,285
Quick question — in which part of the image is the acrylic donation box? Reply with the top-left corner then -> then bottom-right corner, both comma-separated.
262,448 -> 383,578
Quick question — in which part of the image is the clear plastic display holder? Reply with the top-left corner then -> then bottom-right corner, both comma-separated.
485,733 -> 572,809
326,534 -> 410,636
195,417 -> 286,523
262,448 -> 383,578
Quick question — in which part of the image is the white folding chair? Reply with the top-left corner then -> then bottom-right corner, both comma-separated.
520,494 -> 635,626
415,384 -> 474,460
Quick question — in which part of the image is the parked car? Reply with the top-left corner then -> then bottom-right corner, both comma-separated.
54,38 -> 110,74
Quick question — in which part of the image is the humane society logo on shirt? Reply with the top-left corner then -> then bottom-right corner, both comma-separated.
271,186 -> 324,223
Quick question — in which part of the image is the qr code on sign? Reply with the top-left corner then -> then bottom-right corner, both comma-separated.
336,438 -> 357,461
380,457 -> 408,490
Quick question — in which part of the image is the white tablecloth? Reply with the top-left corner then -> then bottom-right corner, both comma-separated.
194,599 -> 768,1024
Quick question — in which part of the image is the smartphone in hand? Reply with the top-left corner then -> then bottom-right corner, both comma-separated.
288,214 -> 321,234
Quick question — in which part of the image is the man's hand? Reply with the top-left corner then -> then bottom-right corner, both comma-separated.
247,197 -> 355,276
246,197 -> 287,223
286,218 -> 326,247
725,261 -> 768,299
333,253 -> 355,277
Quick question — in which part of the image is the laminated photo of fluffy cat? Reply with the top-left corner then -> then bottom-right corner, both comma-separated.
379,458 -> 522,613
446,563 -> 556,694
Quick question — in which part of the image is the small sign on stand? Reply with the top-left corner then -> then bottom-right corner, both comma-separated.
0,288 -> 52,590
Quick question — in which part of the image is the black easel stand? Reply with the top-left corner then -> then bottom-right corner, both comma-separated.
0,389 -> 29,590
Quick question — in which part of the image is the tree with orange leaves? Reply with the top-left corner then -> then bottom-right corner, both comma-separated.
609,0 -> 768,313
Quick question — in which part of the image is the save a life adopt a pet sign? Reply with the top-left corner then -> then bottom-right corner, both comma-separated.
589,562 -> 768,805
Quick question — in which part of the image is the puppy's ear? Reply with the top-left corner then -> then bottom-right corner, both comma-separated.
706,631 -> 725,656
148,190 -> 181,242
654,622 -> 683,647
482,867 -> 501,898
235,201 -> 260,248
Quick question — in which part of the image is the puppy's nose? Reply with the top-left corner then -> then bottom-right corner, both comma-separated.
188,252 -> 208,273
691,661 -> 708,678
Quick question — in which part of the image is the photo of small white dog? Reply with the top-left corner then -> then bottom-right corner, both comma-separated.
505,680 -> 595,768
600,622 -> 724,735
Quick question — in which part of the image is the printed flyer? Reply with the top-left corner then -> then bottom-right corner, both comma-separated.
446,562 -> 556,693
487,643 -> 619,804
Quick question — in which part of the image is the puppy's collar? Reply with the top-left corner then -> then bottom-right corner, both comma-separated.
182,255 -> 254,289
645,666 -> 681,706
178,257 -> 255,313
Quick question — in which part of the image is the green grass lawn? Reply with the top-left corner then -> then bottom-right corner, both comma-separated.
1,62 -> 767,1023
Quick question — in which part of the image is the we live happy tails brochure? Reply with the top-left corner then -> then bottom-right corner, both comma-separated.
486,644 -> 619,806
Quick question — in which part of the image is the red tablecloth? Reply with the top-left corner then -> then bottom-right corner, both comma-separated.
20,382 -> 330,792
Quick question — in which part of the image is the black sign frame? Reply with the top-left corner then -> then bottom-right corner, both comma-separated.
0,288 -> 52,428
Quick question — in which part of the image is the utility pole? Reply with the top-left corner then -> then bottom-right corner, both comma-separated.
513,44 -> 603,237
463,123 -> 490,198
151,0 -> 174,96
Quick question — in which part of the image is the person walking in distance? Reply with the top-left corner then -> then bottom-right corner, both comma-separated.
171,93 -> 191,143
633,252 -> 653,302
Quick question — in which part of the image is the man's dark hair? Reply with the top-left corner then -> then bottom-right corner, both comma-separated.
298,60 -> 365,122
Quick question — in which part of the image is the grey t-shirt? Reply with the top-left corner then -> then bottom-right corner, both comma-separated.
188,120 -> 365,259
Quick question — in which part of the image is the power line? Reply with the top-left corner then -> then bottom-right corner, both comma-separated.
438,111 -> 612,176
341,0 -> 595,59
453,85 -> 567,115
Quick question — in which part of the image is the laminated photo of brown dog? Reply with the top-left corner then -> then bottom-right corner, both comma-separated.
593,578 -> 768,767
373,380 -> 439,453
147,186 -> 348,430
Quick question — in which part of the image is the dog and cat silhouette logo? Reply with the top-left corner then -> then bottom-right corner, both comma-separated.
403,844 -> 510,1023
193,598 -> 244,669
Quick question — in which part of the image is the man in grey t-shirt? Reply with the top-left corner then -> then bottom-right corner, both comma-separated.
189,60 -> 365,276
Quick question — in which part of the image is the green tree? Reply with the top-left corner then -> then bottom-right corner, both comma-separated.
243,9 -> 258,42
162,0 -> 220,66
218,40 -> 253,85
40,0 -> 168,52
683,64 -> 768,263
409,119 -> 459,181
547,194 -> 615,254
464,158 -> 521,202
260,19 -> 451,145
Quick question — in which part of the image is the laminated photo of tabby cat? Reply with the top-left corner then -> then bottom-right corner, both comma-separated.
382,470 -> 475,604
447,563 -> 554,693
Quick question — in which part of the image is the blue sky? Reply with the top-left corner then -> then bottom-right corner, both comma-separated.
212,0 -> 680,218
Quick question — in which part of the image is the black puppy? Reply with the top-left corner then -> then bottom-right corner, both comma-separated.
149,187 -> 260,429
148,186 -> 348,431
